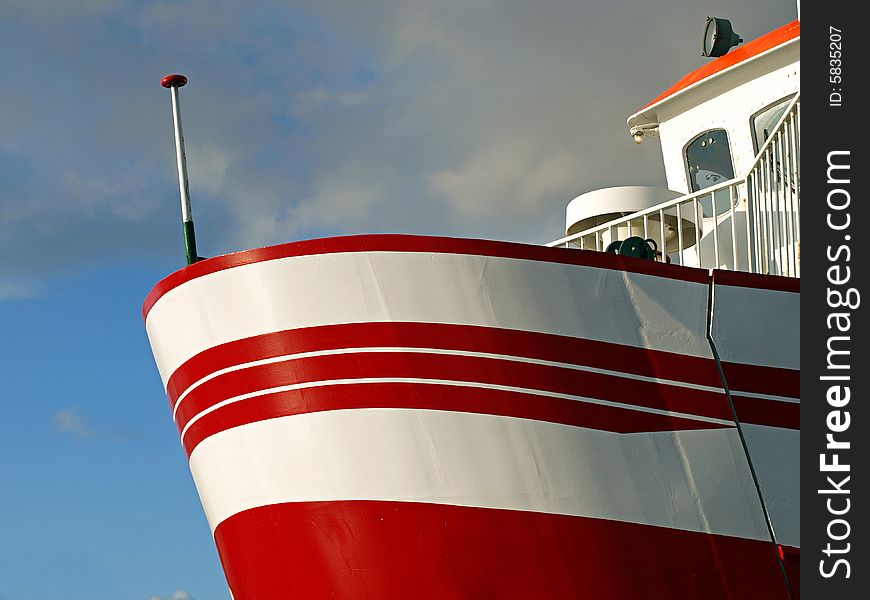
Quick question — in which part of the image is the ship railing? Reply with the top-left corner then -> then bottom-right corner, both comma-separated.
547,95 -> 800,277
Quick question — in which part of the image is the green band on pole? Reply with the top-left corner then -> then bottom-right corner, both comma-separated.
183,220 -> 199,266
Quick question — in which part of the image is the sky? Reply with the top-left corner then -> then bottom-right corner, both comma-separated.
0,1 -> 795,598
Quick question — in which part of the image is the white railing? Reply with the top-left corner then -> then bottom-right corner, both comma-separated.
547,95 -> 800,277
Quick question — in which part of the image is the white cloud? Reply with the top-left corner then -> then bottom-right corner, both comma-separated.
148,591 -> 194,600
429,137 -> 583,220
0,280 -> 41,301
292,87 -> 370,117
0,0 -> 797,279
52,408 -> 95,440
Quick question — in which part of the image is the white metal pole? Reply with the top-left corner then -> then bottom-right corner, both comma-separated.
161,73 -> 199,265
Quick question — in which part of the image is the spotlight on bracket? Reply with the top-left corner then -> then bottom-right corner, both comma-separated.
702,17 -> 742,58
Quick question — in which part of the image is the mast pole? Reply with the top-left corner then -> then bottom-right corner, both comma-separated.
161,73 -> 198,266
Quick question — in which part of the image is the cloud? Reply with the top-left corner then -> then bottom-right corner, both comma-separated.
52,408 -> 96,440
149,591 -> 194,600
0,0 -> 796,283
292,87 -> 370,117
0,280 -> 41,301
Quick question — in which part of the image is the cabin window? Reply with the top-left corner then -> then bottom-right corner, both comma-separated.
684,129 -> 735,216
685,129 -> 735,193
751,95 -> 796,153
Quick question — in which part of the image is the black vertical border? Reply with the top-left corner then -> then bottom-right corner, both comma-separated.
801,5 -> 869,598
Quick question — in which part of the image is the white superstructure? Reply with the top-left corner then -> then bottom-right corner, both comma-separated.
553,20 -> 800,278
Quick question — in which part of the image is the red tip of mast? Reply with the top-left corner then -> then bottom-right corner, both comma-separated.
161,74 -> 188,88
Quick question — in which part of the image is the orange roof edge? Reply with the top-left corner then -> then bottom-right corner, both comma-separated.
639,20 -> 800,111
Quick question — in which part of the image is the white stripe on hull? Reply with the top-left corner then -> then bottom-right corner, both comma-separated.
711,282 -> 800,370
188,408 -> 770,541
710,278 -> 800,547
147,252 -> 711,385
742,424 -> 800,547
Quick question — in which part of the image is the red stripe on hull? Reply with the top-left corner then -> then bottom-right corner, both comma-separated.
721,361 -> 799,400
175,351 -> 737,433
214,500 -> 793,600
713,268 -> 800,293
182,382 -> 729,455
732,395 -> 799,429
143,234 -> 711,319
165,322 -> 725,404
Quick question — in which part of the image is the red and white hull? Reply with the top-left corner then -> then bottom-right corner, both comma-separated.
144,235 -> 799,599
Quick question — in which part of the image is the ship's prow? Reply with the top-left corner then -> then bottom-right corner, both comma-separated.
144,234 -> 799,598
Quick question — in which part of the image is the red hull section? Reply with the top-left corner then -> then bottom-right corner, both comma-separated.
216,500 -> 791,600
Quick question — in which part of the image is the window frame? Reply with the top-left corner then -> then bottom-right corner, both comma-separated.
682,128 -> 736,194
750,94 -> 797,155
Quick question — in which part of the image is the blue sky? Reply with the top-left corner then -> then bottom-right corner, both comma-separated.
0,1 -> 794,598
